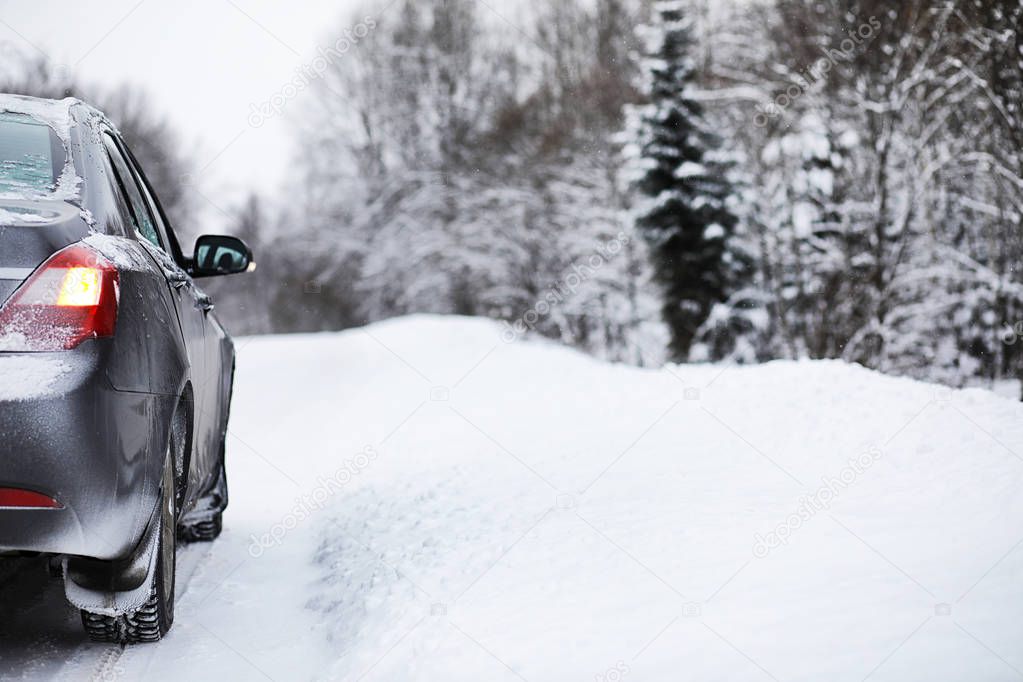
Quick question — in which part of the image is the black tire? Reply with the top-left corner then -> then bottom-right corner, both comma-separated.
178,510 -> 222,542
177,449 -> 227,543
178,370 -> 232,544
82,449 -> 177,643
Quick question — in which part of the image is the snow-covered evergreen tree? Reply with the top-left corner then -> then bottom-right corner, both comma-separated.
624,1 -> 743,361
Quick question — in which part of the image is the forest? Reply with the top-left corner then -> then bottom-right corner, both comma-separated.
2,0 -> 1022,391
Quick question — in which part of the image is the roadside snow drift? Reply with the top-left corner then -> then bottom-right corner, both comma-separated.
3,315 -> 1023,681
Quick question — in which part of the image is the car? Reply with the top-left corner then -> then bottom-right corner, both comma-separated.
0,94 -> 252,643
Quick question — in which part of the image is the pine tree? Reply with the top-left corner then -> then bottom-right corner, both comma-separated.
625,0 -> 740,361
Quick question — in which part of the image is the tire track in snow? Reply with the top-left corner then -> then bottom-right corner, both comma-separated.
0,544 -> 214,681
111,543 -> 213,679
87,645 -> 124,682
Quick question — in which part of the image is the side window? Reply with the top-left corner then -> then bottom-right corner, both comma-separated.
103,133 -> 163,250
94,149 -> 131,237
121,144 -> 182,262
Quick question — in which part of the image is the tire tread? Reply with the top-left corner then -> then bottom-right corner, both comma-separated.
80,583 -> 168,644
177,512 -> 223,542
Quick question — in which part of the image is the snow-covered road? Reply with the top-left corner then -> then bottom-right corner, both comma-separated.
3,315 -> 1023,680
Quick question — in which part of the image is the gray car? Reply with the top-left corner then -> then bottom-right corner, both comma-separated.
0,94 -> 251,643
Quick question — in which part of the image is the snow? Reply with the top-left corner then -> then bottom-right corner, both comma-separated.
806,167 -> 834,195
0,96 -> 74,150
0,354 -> 70,399
84,233 -> 157,271
674,161 -> 706,178
3,315 -> 1023,680
0,95 -> 83,203
0,207 -> 55,224
792,202 -> 815,238
703,223 -> 725,240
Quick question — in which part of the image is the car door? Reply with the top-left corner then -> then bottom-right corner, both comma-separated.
101,132 -> 214,498
190,238 -> 235,408
118,139 -> 225,494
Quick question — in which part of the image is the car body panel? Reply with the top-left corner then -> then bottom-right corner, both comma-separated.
0,342 -> 174,560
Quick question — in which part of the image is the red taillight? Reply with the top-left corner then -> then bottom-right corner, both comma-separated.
0,487 -> 62,509
0,244 -> 119,351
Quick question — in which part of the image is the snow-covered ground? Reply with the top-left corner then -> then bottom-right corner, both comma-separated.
3,315 -> 1023,681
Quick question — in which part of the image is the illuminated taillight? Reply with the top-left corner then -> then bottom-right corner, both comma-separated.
0,244 -> 119,351
0,487 -> 62,509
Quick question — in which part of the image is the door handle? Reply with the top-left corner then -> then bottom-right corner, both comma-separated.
195,293 -> 215,313
167,272 -> 189,289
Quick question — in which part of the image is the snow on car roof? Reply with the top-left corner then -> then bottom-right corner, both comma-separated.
0,94 -> 93,204
0,94 -> 75,142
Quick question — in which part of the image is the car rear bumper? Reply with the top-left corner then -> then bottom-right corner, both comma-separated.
0,342 -> 172,561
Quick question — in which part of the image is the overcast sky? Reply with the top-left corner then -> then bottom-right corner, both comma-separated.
0,0 -> 373,229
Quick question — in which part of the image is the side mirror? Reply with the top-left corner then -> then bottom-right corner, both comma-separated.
191,235 -> 254,278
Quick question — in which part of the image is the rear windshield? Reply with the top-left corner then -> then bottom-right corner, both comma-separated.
0,113 -> 65,197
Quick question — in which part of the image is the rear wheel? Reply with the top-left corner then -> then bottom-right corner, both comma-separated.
81,445 -> 177,643
178,510 -> 222,542
178,376 -> 230,544
177,448 -> 227,543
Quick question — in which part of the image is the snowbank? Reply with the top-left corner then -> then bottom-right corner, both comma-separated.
98,315 -> 1023,680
